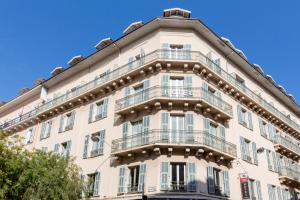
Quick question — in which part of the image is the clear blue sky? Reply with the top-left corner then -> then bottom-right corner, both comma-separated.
0,0 -> 299,103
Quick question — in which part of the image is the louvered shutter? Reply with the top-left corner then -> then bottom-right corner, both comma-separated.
237,105 -> 243,124
184,76 -> 192,97
88,103 -> 94,123
98,130 -> 105,154
142,116 -> 150,144
162,75 -> 169,96
93,172 -> 100,196
40,122 -> 46,139
266,150 -> 272,171
54,143 -> 60,153
184,44 -> 192,60
122,122 -> 128,149
124,87 -> 131,107
220,126 -> 226,152
70,111 -> 76,129
160,162 -> 169,190
58,115 -> 64,133
102,98 -> 108,118
143,79 -> 150,100
207,166 -> 215,194
161,113 -> 169,142
138,163 -> 146,192
248,111 -> 253,130
277,186 -> 282,200
259,118 -> 265,137
252,142 -> 258,165
65,140 -> 72,157
185,113 -> 194,143
203,118 -> 210,145
128,57 -> 134,70
83,135 -> 89,159
272,152 -> 278,172
256,180 -> 263,200
47,121 -> 52,137
140,48 -> 145,65
118,166 -> 126,193
240,136 -> 246,160
188,162 -> 196,192
223,170 -> 230,197
161,43 -> 169,58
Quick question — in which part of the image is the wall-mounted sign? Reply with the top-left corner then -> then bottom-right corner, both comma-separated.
240,174 -> 250,199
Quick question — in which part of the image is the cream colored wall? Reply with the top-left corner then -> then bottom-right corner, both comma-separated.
1,27 -> 300,200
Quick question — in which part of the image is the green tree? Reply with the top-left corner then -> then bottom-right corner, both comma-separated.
0,134 -> 87,200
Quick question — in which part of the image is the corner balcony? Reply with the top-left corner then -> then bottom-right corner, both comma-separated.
279,167 -> 300,189
111,129 -> 237,161
115,86 -> 233,121
274,135 -> 300,161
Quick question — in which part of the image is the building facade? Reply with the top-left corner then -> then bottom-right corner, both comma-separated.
1,8 -> 300,200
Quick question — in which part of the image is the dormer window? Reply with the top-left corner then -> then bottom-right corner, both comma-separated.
163,8 -> 191,18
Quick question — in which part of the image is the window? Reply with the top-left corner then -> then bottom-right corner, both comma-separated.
124,80 -> 150,107
266,150 -> 280,172
87,172 -> 101,197
240,137 -> 258,165
54,140 -> 71,157
268,185 -> 277,200
23,128 -> 35,145
161,43 -> 191,60
58,111 -> 76,133
207,166 -> 230,197
83,130 -> 105,159
258,118 -> 268,138
237,105 -> 253,130
88,98 -> 108,123
41,147 -> 48,153
170,162 -> 186,191
40,120 -> 53,140
128,166 -> 140,192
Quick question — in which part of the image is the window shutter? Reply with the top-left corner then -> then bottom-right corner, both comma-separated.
222,170 -> 230,197
276,153 -> 282,173
277,186 -> 282,200
248,111 -> 253,130
161,75 -> 169,96
102,98 -> 108,118
143,79 -> 150,100
99,130 -> 105,154
138,163 -> 146,192
219,126 -> 226,152
83,135 -> 89,159
160,162 -> 169,190
207,166 -> 215,194
143,116 -> 150,143
272,152 -> 278,172
128,57 -> 134,70
124,87 -> 131,107
161,113 -> 169,142
237,105 -> 243,124
93,172 -> 101,196
140,48 -> 145,65
252,142 -> 258,165
29,128 -> 35,143
187,162 -> 196,192
70,111 -> 76,129
122,122 -> 129,150
240,136 -> 246,161
268,185 -> 272,200
202,81 -> 209,91
88,103 -> 94,123
54,143 -> 60,153
266,150 -> 272,171
267,123 -> 273,141
184,76 -> 193,96
206,52 -> 212,67
161,43 -> 169,58
66,140 -> 72,157
40,122 -> 46,139
256,180 -> 262,200
118,166 -> 126,193
58,115 -> 64,133
185,113 -> 194,131
183,44 -> 192,60
47,121 -> 52,137
258,118 -> 265,137
203,118 -> 210,145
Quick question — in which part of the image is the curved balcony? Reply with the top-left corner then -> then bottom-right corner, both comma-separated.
111,129 -> 237,161
115,86 -> 233,120
274,135 -> 300,161
279,167 -> 300,189
2,49 -> 299,137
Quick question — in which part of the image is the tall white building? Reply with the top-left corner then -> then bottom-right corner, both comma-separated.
1,8 -> 300,200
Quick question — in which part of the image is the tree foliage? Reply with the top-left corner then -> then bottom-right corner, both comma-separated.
0,133 -> 86,200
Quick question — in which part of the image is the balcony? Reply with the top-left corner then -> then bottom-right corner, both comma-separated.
279,167 -> 300,189
111,129 -> 237,161
274,135 -> 300,161
115,86 -> 233,121
2,49 -> 299,138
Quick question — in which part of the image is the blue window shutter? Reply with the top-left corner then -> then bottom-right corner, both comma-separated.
161,113 -> 169,142
237,105 -> 243,124
256,180 -> 262,200
118,166 -> 126,193
276,153 -> 282,173
203,118 -> 210,133
122,122 -> 128,149
223,170 -> 230,197
143,79 -> 150,100
240,136 -> 246,160
124,87 -> 131,107
140,48 -> 145,65
99,130 -> 105,154
93,172 -> 100,196
83,135 -> 89,159
183,44 -> 192,60
66,140 -> 72,157
58,115 -> 64,133
185,113 -> 194,131
187,162 -> 196,192
70,111 -> 76,129
266,150 -> 272,171
248,111 -> 253,130
47,121 -> 52,137
202,81 -> 209,91
184,76 -> 193,96
160,162 -> 169,190
138,163 -> 146,192
207,166 -> 215,194
128,57 -> 134,70
277,186 -> 282,200
272,152 -> 278,172
161,75 -> 169,96
102,98 -> 108,118
219,126 -> 226,151
203,118 -> 210,145
267,123 -> 273,141
161,43 -> 169,58
40,122 -> 46,139
54,143 -> 60,153
252,142 -> 258,165
258,118 -> 265,137
143,116 -> 150,133
88,103 -> 94,123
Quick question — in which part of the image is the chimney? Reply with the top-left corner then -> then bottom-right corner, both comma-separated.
51,66 -> 64,76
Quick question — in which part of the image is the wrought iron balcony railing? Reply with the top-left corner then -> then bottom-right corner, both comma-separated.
1,49 -> 299,135
115,86 -> 233,117
111,129 -> 237,158
274,135 -> 300,158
